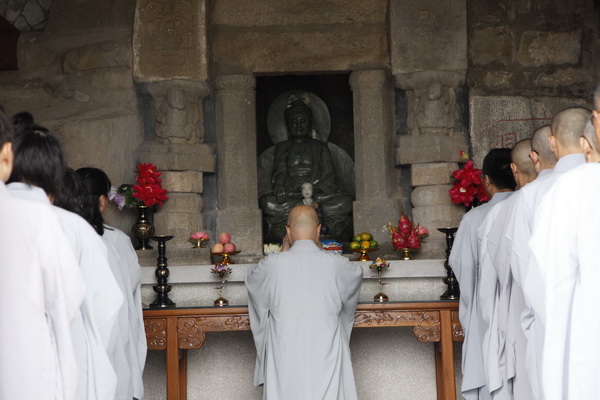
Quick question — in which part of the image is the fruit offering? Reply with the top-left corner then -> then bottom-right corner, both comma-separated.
212,232 -> 237,253
350,232 -> 378,250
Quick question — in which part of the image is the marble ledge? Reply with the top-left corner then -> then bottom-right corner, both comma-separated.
141,259 -> 447,285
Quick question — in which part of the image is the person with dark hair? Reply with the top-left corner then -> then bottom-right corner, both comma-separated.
6,115 -> 124,400
76,166 -> 147,400
449,148 -> 515,400
0,107 -> 85,400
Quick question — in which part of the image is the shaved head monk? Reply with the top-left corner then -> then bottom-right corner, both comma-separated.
246,205 -> 363,400
510,139 -> 537,189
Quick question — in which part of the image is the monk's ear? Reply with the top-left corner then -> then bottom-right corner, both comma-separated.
509,162 -> 519,182
580,137 -> 592,162
549,134 -> 557,154
315,224 -> 321,242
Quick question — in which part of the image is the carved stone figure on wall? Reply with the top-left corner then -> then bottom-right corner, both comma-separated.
259,93 -> 353,243
409,80 -> 456,136
147,80 -> 205,144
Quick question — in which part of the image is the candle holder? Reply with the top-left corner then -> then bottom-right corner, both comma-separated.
149,235 -> 176,308
438,227 -> 460,300
369,257 -> 390,302
211,263 -> 232,307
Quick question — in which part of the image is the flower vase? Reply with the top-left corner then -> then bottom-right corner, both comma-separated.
373,269 -> 389,302
191,238 -> 207,248
132,205 -> 155,250
396,248 -> 413,260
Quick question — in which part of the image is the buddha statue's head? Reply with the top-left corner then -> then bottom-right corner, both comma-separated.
285,99 -> 313,140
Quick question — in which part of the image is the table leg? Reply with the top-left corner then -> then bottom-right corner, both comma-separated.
179,349 -> 187,400
166,317 -> 181,399
435,309 -> 457,400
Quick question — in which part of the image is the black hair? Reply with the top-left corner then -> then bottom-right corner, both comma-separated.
0,106 -> 14,146
76,167 -> 111,235
55,168 -> 90,220
7,119 -> 66,198
482,148 -> 516,191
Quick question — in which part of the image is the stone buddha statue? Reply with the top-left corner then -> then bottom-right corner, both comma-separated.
259,96 -> 353,243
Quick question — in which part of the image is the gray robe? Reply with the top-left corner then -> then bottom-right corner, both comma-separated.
449,192 -> 513,400
246,240 -> 363,400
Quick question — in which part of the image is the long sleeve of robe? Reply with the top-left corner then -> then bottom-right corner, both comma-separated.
530,163 -> 600,400
477,199 -> 512,399
245,240 -> 363,400
449,192 -> 512,400
103,226 -> 147,400
8,182 -> 124,400
0,182 -> 85,400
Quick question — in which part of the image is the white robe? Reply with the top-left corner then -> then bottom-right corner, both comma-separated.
0,182 -> 85,400
505,154 -> 584,399
449,192 -> 512,400
103,226 -> 147,400
530,163 -> 600,400
7,183 -> 124,400
245,240 -> 363,400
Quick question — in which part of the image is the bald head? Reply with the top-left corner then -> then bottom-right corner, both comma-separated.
581,119 -> 600,162
511,139 -> 536,189
286,205 -> 321,244
551,107 -> 591,158
531,125 -> 556,172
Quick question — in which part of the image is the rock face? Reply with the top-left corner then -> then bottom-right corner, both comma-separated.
0,0 -> 598,398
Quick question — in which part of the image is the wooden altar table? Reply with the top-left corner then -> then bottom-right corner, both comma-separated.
144,300 -> 463,400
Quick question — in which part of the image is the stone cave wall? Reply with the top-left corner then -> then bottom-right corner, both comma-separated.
466,0 -> 599,165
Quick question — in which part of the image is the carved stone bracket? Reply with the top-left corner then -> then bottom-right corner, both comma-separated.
178,315 -> 251,349
354,310 -> 441,343
451,310 -> 464,341
144,318 -> 167,350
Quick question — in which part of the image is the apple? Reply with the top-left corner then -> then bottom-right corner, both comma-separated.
211,243 -> 224,253
223,242 -> 236,252
218,232 -> 231,244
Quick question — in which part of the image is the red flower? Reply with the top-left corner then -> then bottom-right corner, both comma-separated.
449,155 -> 487,208
131,163 -> 169,207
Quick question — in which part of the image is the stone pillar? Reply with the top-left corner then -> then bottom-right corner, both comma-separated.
138,79 -> 215,254
214,74 -> 263,258
132,0 -> 213,261
390,0 -> 468,258
350,69 -> 402,255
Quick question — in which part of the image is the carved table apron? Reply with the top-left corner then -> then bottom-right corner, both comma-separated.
144,301 -> 463,400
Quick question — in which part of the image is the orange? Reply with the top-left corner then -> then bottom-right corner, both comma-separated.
370,240 -> 379,248
360,240 -> 371,249
350,241 -> 360,250
360,232 -> 372,241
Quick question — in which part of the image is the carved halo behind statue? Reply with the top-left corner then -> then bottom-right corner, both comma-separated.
258,90 -> 355,243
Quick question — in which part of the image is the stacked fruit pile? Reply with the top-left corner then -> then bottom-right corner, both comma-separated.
211,232 -> 237,253
349,232 -> 378,250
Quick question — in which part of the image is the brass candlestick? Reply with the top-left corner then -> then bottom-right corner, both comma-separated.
438,227 -> 460,300
370,258 -> 390,302
149,235 -> 176,308
211,264 -> 232,307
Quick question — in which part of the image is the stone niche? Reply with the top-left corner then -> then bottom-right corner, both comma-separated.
256,74 -> 356,244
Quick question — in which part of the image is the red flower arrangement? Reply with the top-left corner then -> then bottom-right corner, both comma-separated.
113,163 -> 169,209
387,212 -> 429,250
448,151 -> 489,207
